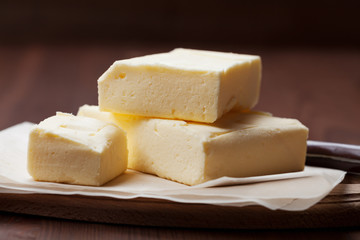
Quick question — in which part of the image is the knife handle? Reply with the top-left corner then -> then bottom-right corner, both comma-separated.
306,140 -> 360,174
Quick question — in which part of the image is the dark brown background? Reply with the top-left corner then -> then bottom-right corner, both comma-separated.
1,0 -> 360,47
0,1 -> 360,239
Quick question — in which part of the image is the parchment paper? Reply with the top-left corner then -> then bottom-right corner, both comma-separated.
0,122 -> 346,211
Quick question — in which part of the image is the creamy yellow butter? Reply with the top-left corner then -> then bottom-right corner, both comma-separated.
27,112 -> 128,186
98,48 -> 261,123
78,105 -> 308,186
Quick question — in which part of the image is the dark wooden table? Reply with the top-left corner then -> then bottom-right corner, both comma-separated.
0,44 -> 359,239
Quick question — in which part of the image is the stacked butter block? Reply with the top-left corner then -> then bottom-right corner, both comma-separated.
28,48 -> 308,186
82,48 -> 308,186
98,48 -> 261,123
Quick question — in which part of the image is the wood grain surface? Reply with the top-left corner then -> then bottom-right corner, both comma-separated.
0,44 -> 360,239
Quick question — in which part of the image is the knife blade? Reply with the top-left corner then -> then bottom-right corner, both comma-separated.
306,140 -> 360,174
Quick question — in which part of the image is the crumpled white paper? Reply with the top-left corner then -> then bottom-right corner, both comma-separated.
0,122 -> 346,211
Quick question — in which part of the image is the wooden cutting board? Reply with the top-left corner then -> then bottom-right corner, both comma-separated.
0,173 -> 359,229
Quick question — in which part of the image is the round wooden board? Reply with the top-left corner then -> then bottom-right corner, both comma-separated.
0,174 -> 359,229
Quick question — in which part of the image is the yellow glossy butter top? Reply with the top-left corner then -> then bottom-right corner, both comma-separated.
33,112 -> 123,153
116,48 -> 260,71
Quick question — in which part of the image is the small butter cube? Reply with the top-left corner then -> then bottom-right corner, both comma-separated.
78,105 -> 308,186
98,48 -> 261,123
27,112 -> 128,186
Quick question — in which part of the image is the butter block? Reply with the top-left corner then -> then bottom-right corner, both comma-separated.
27,112 -> 128,186
98,48 -> 261,123
78,105 -> 308,186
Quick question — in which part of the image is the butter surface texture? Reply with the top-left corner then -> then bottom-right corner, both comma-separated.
98,48 -> 261,123
78,105 -> 308,186
27,113 -> 128,186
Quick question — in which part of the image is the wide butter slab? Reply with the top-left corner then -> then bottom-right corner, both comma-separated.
78,105 -> 308,186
